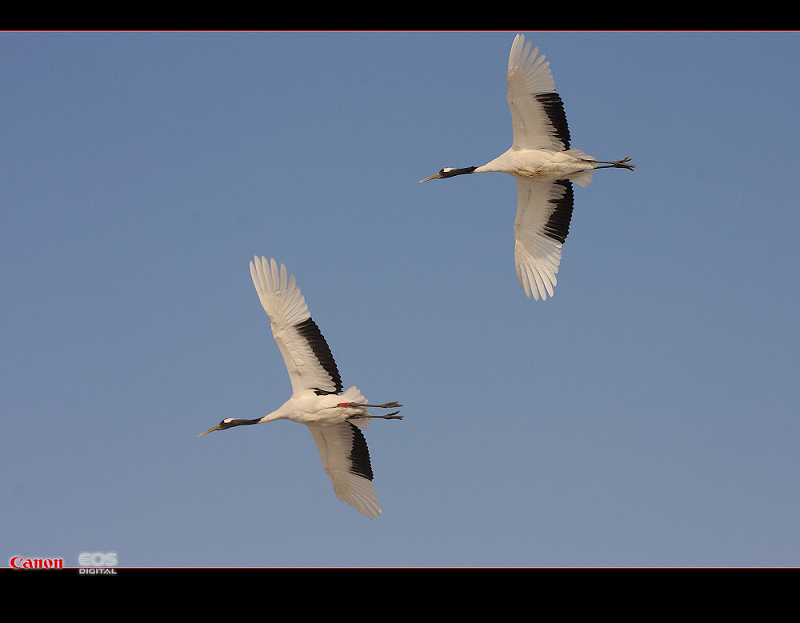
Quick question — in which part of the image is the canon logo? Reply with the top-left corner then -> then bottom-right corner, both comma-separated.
9,556 -> 64,569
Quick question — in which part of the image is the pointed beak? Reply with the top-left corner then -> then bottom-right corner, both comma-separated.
419,171 -> 443,183
198,424 -> 223,436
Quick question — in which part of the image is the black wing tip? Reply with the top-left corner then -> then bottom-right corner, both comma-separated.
543,179 -> 574,244
535,92 -> 571,150
295,317 -> 344,395
346,422 -> 374,481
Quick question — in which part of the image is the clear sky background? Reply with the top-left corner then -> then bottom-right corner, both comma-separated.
2,31 -> 798,568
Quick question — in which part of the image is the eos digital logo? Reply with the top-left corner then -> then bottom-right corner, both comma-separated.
78,552 -> 118,575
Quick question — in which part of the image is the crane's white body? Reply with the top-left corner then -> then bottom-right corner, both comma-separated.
421,33 -> 633,300
476,148 -> 595,186
260,385 -> 368,426
200,257 -> 401,519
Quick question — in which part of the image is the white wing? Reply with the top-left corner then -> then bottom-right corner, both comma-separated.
514,178 -> 574,300
507,33 -> 571,151
307,422 -> 382,519
250,256 -> 342,395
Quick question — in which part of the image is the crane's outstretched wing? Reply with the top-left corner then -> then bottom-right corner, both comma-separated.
507,33 -> 571,152
250,256 -> 342,396
307,422 -> 381,519
514,178 -> 574,300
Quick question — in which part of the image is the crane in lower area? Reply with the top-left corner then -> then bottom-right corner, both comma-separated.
200,256 -> 402,519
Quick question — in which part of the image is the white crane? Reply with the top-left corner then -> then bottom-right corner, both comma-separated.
420,33 -> 634,300
200,256 -> 402,519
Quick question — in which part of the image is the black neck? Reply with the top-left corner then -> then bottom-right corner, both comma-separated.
441,166 -> 477,178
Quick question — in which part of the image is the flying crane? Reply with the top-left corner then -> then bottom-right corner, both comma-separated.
200,257 -> 402,519
420,33 -> 634,300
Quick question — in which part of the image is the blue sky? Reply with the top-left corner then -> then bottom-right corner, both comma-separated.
2,31 -> 798,568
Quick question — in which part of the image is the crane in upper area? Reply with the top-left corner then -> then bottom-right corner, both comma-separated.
420,33 -> 634,301
200,256 -> 402,519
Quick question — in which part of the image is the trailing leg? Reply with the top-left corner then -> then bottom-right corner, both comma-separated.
595,157 -> 635,170
349,411 -> 403,420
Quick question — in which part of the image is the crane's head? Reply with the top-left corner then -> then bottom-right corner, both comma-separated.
199,417 -> 260,436
419,166 -> 477,183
